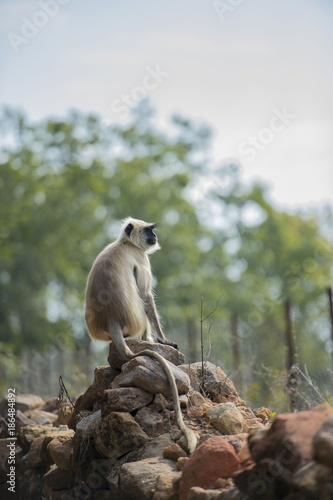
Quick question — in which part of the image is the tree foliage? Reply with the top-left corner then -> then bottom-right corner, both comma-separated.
1,103 -> 332,408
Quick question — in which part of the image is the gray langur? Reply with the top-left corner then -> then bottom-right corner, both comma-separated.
85,217 -> 197,453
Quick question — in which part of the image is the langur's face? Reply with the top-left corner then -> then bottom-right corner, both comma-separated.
143,224 -> 157,246
124,220 -> 160,253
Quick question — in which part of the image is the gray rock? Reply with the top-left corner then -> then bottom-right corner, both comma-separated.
135,406 -> 165,436
102,387 -> 153,415
118,356 -> 190,396
120,457 -> 178,500
206,403 -> 244,435
108,339 -> 185,369
76,410 -> 101,439
94,411 -> 148,459
179,362 -> 235,399
142,433 -> 174,459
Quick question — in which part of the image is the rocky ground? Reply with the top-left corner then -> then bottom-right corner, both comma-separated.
0,340 -> 333,499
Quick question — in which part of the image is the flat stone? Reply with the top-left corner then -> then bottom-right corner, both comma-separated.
118,356 -> 190,396
108,339 -> 185,369
102,387 -> 153,415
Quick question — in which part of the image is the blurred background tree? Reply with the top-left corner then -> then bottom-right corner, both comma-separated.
1,103 -> 332,409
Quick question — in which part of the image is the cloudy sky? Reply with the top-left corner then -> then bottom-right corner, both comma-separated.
1,0 -> 332,210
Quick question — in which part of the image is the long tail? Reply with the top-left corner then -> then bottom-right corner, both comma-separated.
136,349 -> 198,454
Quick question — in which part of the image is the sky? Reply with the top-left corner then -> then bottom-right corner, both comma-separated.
1,0 -> 332,211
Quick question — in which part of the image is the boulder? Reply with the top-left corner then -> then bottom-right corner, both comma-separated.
102,387 -> 153,415
206,403 -> 244,435
117,356 -> 190,396
249,409 -> 333,470
108,339 -> 185,369
120,457 -> 178,500
94,411 -> 148,459
179,437 -> 240,500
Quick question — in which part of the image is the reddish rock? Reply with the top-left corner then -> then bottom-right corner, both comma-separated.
249,409 -> 333,470
68,385 -> 103,430
179,436 -> 240,500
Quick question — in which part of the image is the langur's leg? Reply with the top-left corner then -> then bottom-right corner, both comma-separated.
108,319 -> 134,360
144,293 -> 178,349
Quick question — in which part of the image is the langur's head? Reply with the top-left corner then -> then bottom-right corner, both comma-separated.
121,217 -> 160,254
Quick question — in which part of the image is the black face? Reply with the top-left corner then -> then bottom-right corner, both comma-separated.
144,225 -> 157,245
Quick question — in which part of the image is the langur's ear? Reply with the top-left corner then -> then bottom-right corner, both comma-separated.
125,223 -> 134,236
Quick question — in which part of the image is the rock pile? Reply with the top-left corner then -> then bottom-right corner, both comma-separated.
0,340 -> 332,499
